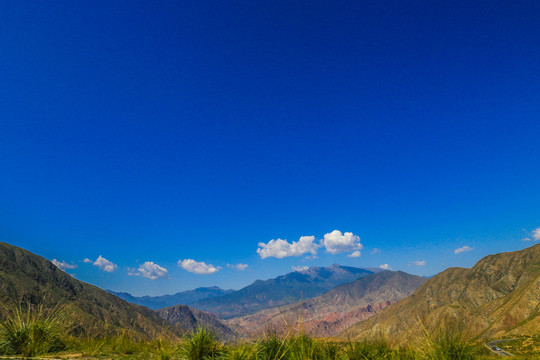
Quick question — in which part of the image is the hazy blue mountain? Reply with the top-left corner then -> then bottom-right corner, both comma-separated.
109,286 -> 234,310
190,264 -> 376,319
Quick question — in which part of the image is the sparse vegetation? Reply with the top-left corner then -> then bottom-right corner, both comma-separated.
0,307 -> 536,359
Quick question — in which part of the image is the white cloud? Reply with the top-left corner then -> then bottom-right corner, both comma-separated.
51,259 -> 77,271
322,230 -> 363,255
93,255 -> 118,272
257,236 -> 319,259
370,248 -> 381,255
532,227 -> 540,241
179,259 -> 220,274
227,263 -> 248,271
130,261 -> 169,280
412,260 -> 426,266
522,237 -> 531,242
379,264 -> 391,270
292,265 -> 309,272
454,246 -> 473,254
82,258 -> 92,263
347,251 -> 361,258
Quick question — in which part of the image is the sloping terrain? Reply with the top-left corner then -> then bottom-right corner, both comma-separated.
0,242 -> 179,338
344,244 -> 540,344
190,264 -> 376,319
228,271 -> 425,337
110,286 -> 233,309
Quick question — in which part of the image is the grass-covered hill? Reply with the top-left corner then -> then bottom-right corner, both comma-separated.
344,243 -> 540,344
0,242 -> 179,338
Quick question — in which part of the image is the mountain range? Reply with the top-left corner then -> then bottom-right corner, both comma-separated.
109,286 -> 233,310
0,242 -> 231,339
189,264 -> 377,319
228,270 -> 426,337
1,240 -> 538,343
344,243 -> 540,344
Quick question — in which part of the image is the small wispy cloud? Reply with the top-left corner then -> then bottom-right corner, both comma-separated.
532,227 -> 540,241
454,246 -> 473,254
51,259 -> 77,271
379,264 -> 391,270
292,265 -> 309,272
227,263 -> 248,271
179,259 -> 220,274
322,230 -> 363,255
129,261 -> 168,280
82,258 -> 92,263
411,260 -> 426,266
347,251 -> 361,258
257,236 -> 319,259
93,255 -> 118,272
522,237 -> 531,242
370,248 -> 381,255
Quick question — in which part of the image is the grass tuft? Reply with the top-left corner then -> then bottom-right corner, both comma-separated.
0,304 -> 68,357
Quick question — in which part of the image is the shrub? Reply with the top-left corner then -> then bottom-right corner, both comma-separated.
0,304 -> 68,357
256,334 -> 289,360
180,327 -> 223,360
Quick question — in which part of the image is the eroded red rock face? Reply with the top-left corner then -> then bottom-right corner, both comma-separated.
226,271 -> 425,338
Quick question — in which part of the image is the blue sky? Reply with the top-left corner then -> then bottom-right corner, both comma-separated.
1,1 -> 539,296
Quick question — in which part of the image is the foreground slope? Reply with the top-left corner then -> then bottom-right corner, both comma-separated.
0,242 -> 179,338
110,287 -> 233,310
344,244 -> 540,343
229,271 -> 425,337
190,265 -> 376,319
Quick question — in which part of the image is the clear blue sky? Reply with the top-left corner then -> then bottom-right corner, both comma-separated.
1,1 -> 539,296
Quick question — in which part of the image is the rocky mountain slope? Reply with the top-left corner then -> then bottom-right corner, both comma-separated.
0,242 -> 180,338
190,265 -> 376,319
344,244 -> 540,344
156,305 -> 236,340
228,270 -> 425,337
110,286 -> 233,309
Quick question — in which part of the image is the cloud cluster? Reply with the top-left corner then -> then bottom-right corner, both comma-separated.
227,263 -> 248,271
257,236 -> 319,259
322,230 -> 363,255
93,255 -> 118,272
257,230 -> 364,259
379,264 -> 391,270
179,259 -> 220,274
292,265 -> 309,272
129,261 -> 169,280
412,260 -> 426,266
51,259 -> 77,271
454,246 -> 473,254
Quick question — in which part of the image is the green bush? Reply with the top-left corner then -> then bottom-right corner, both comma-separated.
221,343 -> 256,360
256,334 -> 289,360
180,327 -> 223,360
0,305 -> 68,356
